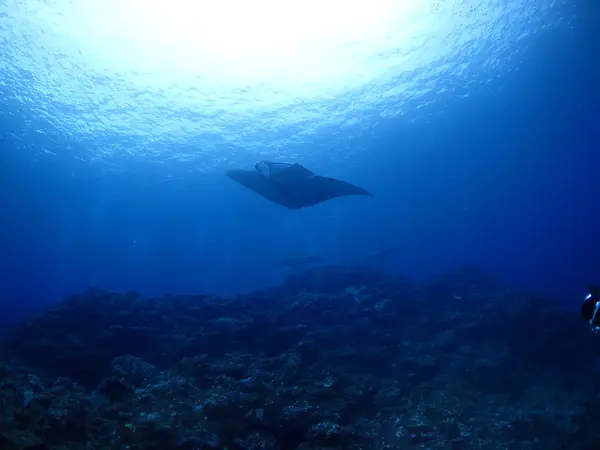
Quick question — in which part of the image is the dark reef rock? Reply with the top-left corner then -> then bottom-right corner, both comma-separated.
2,265 -> 600,449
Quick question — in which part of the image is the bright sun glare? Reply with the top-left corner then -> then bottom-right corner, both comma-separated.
37,0 -> 420,87
0,0 -> 560,169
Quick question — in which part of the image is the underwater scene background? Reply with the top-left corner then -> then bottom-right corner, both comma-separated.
1,0 -> 600,448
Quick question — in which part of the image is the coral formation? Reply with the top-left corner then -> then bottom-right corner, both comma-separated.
2,266 -> 599,449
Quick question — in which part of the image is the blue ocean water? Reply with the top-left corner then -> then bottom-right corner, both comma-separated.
2,2 -> 600,448
0,1 -> 598,321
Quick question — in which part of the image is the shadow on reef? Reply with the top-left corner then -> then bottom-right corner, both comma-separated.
2,266 -> 600,449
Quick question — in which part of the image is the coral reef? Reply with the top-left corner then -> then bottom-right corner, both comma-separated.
2,266 -> 600,449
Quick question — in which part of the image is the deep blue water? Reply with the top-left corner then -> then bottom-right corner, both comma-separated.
0,0 -> 599,328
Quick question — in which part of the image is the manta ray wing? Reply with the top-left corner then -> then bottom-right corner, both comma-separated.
266,174 -> 373,209
305,175 -> 374,206
226,169 -> 296,208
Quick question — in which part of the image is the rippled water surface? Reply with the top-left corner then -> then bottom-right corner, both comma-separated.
0,0 -> 565,172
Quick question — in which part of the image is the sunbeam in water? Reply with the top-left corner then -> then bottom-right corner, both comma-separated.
0,0 -> 564,171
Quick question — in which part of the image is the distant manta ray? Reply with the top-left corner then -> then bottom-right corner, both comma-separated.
277,255 -> 327,269
226,161 -> 373,209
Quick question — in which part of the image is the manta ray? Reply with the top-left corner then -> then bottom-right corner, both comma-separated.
226,161 -> 373,209
277,255 -> 327,268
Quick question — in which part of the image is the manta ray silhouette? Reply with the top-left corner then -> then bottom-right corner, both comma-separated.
226,161 -> 373,209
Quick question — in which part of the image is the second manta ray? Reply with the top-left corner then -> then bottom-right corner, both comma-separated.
226,161 -> 373,209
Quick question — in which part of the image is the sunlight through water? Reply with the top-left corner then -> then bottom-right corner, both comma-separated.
0,0 -> 564,171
